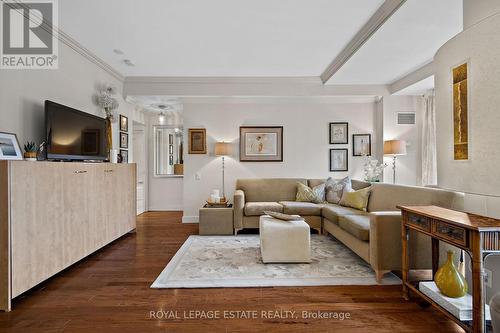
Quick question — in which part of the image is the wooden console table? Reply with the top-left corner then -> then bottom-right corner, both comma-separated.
399,205 -> 500,333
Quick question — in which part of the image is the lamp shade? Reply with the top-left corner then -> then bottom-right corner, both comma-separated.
215,142 -> 231,156
384,140 -> 407,156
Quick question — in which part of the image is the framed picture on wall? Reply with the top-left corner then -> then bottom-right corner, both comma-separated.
120,132 -> 129,149
239,126 -> 283,162
188,128 -> 207,154
329,149 -> 348,172
352,134 -> 371,156
120,149 -> 128,163
0,132 -> 23,160
119,115 -> 128,132
329,122 -> 348,144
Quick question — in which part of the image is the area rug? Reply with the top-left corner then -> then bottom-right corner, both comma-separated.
151,235 -> 401,288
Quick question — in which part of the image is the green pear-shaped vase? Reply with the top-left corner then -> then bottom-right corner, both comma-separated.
434,250 -> 468,298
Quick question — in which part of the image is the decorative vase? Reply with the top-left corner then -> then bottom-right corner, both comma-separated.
434,250 -> 468,298
105,116 -> 113,159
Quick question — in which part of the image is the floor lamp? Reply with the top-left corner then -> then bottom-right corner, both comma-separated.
383,140 -> 407,184
215,142 -> 231,200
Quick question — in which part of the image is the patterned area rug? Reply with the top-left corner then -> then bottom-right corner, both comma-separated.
151,235 -> 401,288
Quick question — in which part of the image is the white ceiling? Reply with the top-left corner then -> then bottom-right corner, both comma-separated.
328,0 -> 462,85
59,0 -> 384,77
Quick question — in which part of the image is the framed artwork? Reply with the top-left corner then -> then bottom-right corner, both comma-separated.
453,62 -> 468,160
188,128 -> 206,154
329,122 -> 348,144
329,149 -> 348,172
0,132 -> 22,160
169,133 -> 173,145
120,149 -> 128,163
119,115 -> 128,132
353,134 -> 371,156
240,126 -> 283,162
120,132 -> 129,149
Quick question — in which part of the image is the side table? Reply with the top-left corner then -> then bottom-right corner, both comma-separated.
199,204 -> 234,235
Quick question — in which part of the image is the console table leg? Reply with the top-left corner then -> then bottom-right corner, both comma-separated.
431,238 -> 439,277
401,224 -> 410,300
471,234 -> 484,333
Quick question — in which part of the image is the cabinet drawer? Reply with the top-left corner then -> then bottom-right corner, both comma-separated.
433,221 -> 468,247
407,213 -> 431,232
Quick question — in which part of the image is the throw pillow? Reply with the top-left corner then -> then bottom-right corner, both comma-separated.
339,186 -> 372,211
263,211 -> 303,221
296,183 -> 325,203
325,176 -> 351,204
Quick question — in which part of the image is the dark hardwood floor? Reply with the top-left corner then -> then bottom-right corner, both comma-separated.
0,211 -> 463,333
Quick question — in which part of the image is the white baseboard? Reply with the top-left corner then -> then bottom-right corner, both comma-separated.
182,216 -> 199,223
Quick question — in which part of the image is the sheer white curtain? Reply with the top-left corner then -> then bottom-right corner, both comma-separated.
421,90 -> 437,186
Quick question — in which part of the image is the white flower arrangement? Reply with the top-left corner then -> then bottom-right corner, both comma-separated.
363,154 -> 388,182
98,85 -> 119,120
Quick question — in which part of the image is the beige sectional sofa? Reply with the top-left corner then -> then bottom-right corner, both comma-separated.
233,178 -> 464,282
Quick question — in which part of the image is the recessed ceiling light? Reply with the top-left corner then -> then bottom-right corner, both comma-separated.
123,59 -> 135,67
113,49 -> 124,55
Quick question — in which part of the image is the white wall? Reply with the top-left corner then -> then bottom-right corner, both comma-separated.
0,39 -> 144,161
382,95 -> 423,186
463,0 -> 500,29
182,98 -> 378,221
146,114 -> 184,211
435,11 -> 500,302
435,12 -> 500,198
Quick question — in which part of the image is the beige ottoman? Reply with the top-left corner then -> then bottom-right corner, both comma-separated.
259,215 -> 311,263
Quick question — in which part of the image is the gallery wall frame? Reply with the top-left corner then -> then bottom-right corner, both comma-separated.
352,134 -> 371,156
188,128 -> 207,154
239,126 -> 283,162
329,148 -> 348,172
329,122 -> 348,144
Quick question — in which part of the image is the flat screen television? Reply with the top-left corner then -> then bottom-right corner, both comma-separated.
45,100 -> 108,161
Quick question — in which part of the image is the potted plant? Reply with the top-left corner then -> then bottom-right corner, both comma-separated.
23,141 -> 37,161
363,154 -> 387,182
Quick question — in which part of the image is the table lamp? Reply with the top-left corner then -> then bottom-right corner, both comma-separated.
384,140 -> 407,184
215,142 -> 231,200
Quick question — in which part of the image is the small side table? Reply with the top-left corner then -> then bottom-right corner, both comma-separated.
399,205 -> 500,333
199,204 -> 234,235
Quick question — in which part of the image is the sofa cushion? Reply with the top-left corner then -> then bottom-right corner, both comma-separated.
325,176 -> 351,204
236,178 -> 307,202
321,204 -> 367,224
338,215 -> 370,241
339,186 -> 372,211
296,183 -> 325,203
279,201 -> 322,216
245,202 -> 283,216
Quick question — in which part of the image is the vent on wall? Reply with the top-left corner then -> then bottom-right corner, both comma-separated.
397,112 -> 416,125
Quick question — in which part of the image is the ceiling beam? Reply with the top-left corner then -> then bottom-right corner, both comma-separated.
320,0 -> 407,84
389,61 -> 434,94
123,76 -> 389,98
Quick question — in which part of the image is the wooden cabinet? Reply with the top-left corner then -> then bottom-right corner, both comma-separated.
0,161 -> 136,310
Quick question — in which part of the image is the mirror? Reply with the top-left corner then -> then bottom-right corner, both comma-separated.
154,126 -> 183,177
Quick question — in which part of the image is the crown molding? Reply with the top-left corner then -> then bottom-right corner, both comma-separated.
125,76 -> 320,85
320,0 -> 406,83
4,0 -> 124,82
124,76 -> 389,98
57,30 -> 124,82
179,96 -> 379,104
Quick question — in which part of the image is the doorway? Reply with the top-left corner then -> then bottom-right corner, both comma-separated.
133,122 -> 147,215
